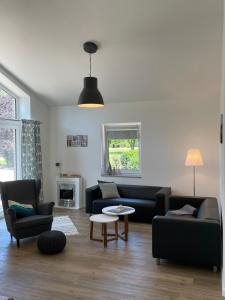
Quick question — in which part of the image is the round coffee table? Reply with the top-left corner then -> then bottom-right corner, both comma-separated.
102,206 -> 135,241
89,214 -> 119,248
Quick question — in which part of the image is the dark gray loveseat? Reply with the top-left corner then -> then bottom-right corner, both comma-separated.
86,184 -> 171,222
152,196 -> 221,270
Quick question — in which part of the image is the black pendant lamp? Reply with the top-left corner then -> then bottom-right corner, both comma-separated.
78,41 -> 104,108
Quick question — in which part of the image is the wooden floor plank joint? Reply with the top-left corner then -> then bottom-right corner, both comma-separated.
0,208 -> 222,300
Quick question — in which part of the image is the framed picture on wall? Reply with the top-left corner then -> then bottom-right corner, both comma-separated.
67,135 -> 88,147
81,135 -> 88,147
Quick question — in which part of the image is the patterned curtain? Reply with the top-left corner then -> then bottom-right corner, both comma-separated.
21,119 -> 43,201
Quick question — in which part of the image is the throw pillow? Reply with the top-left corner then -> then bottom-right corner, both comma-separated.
167,204 -> 197,216
98,182 -> 120,199
8,200 -> 36,217
97,180 -> 113,184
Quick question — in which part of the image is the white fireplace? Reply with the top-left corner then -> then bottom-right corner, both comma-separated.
56,176 -> 82,209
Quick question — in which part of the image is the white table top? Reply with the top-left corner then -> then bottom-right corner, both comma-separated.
89,214 -> 119,223
102,205 -> 135,216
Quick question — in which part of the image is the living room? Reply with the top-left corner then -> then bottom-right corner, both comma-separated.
0,0 -> 224,299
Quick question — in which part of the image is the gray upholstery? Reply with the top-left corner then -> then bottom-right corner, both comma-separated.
197,198 -> 220,220
86,184 -> 171,223
98,182 -> 120,198
152,196 -> 221,268
14,215 -> 53,230
0,179 -> 54,247
93,198 -> 156,208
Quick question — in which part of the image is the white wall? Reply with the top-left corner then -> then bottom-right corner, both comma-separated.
49,99 -> 219,204
220,1 -> 225,297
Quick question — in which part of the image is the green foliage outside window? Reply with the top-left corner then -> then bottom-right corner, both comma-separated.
108,139 -> 140,171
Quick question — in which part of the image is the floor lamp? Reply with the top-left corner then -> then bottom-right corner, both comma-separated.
185,148 -> 204,196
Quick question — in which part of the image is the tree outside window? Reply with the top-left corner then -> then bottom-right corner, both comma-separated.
102,123 -> 141,177
0,87 -> 17,181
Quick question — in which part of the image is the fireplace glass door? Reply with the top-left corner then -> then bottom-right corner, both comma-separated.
57,183 -> 75,208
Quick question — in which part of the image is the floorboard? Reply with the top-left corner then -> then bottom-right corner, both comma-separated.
0,209 -> 222,300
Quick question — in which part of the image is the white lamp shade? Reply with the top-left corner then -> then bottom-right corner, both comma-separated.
185,148 -> 204,166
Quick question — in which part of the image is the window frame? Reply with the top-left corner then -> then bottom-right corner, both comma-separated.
101,122 -> 142,178
0,84 -> 21,180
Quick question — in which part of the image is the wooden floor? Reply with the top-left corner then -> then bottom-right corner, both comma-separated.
0,209 -> 223,300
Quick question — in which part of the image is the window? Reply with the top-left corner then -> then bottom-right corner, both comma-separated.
0,88 -> 16,119
102,123 -> 141,177
0,85 -> 21,182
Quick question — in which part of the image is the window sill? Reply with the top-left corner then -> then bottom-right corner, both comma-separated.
101,173 -> 142,178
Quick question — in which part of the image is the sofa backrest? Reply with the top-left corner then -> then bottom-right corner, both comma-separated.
117,184 -> 162,200
197,198 -> 220,221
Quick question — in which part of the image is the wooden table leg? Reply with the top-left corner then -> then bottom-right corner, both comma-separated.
103,224 -> 107,248
101,223 -> 104,236
115,221 -> 118,240
124,215 -> 129,241
90,221 -> 94,240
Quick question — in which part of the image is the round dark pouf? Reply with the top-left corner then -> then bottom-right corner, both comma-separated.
37,230 -> 66,254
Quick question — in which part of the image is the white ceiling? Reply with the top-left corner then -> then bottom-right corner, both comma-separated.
0,0 -> 223,105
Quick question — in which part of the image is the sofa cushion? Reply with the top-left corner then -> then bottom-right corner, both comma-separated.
117,185 -> 161,200
98,182 -> 120,199
93,198 -> 156,209
14,215 -> 53,230
197,198 -> 219,221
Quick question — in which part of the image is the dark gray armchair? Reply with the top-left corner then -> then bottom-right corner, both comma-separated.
0,179 -> 54,247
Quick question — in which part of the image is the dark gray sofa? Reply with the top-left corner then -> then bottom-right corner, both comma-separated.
152,196 -> 221,270
86,184 -> 171,222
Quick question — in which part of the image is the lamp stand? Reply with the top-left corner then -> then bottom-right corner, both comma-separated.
193,166 -> 196,196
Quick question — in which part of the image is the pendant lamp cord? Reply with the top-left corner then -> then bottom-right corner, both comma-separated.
89,54 -> 92,77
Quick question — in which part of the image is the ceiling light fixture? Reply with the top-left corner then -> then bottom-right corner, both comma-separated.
77,41 -> 104,108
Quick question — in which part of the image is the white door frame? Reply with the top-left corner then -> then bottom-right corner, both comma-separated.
0,119 -> 21,180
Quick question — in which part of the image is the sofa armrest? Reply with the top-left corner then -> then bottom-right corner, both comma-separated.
152,215 -> 221,267
37,202 -> 55,215
169,196 -> 206,210
86,185 -> 101,213
155,187 -> 171,215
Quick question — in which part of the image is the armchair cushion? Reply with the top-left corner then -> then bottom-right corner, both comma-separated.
14,215 -> 53,230
8,200 -> 35,217
8,200 -> 33,209
10,205 -> 35,218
